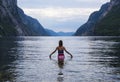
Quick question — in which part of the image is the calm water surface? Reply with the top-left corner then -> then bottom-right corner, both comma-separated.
0,36 -> 120,82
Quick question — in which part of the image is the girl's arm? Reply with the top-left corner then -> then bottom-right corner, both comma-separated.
49,47 -> 58,58
64,47 -> 73,58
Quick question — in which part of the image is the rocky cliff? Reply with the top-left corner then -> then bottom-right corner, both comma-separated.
18,8 -> 48,36
94,0 -> 120,36
0,0 -> 48,36
75,0 -> 120,36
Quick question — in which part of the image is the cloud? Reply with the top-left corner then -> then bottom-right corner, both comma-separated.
22,7 -> 98,32
100,0 -> 110,3
18,0 -> 110,32
76,0 -> 110,2
23,7 -> 98,21
18,0 -> 110,8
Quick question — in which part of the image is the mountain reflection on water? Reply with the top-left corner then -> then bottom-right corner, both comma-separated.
0,37 -> 18,81
0,36 -> 120,82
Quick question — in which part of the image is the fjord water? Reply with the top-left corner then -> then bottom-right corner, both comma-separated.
0,36 -> 120,82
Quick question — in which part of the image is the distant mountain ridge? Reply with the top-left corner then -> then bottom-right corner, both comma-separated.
75,0 -> 120,36
0,0 -> 48,36
57,31 -> 74,36
45,29 -> 58,36
46,29 -> 74,36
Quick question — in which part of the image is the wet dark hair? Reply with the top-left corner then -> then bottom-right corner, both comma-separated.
59,40 -> 63,47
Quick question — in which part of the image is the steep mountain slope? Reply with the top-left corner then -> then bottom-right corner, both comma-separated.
94,0 -> 120,36
0,0 -> 48,36
74,2 -> 110,36
75,0 -> 120,36
18,8 -> 48,36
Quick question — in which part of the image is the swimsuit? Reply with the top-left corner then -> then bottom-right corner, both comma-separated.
58,50 -> 64,60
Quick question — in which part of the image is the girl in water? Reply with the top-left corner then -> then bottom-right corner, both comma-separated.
49,40 -> 73,60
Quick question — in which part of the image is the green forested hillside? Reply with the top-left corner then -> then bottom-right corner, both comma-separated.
94,5 -> 120,36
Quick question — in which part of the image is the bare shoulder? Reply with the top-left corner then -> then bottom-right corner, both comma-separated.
56,46 -> 59,49
62,46 -> 66,49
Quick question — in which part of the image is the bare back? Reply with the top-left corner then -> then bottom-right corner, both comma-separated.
57,46 -> 65,54
57,46 -> 65,50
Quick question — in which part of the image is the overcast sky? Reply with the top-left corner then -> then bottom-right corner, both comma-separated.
18,0 -> 110,32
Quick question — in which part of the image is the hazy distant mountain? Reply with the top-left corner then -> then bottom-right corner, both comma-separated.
45,29 -> 58,36
45,29 -> 74,36
0,0 -> 49,36
75,0 -> 120,36
57,32 -> 74,36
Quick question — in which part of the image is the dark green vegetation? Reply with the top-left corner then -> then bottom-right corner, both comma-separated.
74,3 -> 110,36
94,5 -> 120,36
0,19 -> 17,36
75,0 -> 120,36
